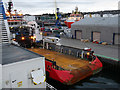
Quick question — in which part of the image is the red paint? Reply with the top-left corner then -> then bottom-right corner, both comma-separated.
89,56 -> 103,71
95,41 -> 99,44
64,21 -> 74,28
45,61 -> 73,84
45,56 -> 103,85
7,20 -> 25,22
54,28 -> 59,30
41,27 -> 45,31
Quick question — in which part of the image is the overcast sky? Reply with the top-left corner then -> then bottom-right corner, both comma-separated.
3,0 -> 119,15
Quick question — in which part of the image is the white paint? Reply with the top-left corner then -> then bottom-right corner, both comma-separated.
11,40 -> 20,46
23,15 -> 35,22
27,21 -> 43,41
31,70 -> 46,85
4,20 -> 11,43
119,1 -> 120,10
0,64 -> 2,90
44,36 -> 61,44
12,34 -> 15,38
2,57 -> 46,88
35,28 -> 43,41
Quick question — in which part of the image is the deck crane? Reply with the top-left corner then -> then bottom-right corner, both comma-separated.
54,0 -> 62,28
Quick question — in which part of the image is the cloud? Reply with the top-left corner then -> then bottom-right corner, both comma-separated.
3,0 -> 119,15
14,2 -> 54,8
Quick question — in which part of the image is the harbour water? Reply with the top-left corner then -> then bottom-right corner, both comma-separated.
47,70 -> 120,90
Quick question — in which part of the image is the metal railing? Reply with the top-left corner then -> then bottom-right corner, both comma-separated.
44,42 -> 95,61
46,82 -> 57,90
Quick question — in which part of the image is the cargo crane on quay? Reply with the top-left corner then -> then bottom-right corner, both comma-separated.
54,0 -> 62,28
1,0 -> 103,87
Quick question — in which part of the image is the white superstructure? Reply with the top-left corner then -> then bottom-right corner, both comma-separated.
0,46 -> 1,90
2,45 -> 46,88
23,15 -> 35,22
2,57 -> 46,88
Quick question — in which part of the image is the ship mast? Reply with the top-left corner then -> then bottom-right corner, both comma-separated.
6,0 -> 13,17
7,0 -> 13,14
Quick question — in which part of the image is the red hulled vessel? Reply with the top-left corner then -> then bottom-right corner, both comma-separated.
29,46 -> 103,85
64,6 -> 84,28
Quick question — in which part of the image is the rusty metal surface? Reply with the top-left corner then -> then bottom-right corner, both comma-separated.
28,48 -> 90,71
68,66 -> 93,85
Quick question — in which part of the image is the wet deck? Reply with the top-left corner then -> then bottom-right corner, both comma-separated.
28,48 -> 89,70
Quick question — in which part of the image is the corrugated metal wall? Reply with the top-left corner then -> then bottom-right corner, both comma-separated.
71,25 -> 119,44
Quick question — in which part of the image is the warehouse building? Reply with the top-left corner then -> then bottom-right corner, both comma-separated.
71,16 -> 120,45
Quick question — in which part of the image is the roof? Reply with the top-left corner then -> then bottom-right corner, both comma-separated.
72,16 -> 119,27
2,44 -> 44,65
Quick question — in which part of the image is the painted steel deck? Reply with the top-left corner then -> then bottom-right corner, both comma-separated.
28,48 -> 90,70
2,44 -> 43,65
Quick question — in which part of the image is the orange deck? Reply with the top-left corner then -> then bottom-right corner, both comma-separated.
28,48 -> 90,70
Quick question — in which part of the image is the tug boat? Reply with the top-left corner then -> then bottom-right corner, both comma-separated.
64,6 -> 84,28
28,42 -> 103,85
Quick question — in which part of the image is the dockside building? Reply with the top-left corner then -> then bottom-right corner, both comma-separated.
71,16 -> 120,45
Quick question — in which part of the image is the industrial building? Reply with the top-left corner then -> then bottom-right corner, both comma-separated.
71,16 -> 120,45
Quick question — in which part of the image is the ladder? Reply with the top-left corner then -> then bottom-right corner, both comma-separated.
0,13 -> 10,44
0,1 -> 10,44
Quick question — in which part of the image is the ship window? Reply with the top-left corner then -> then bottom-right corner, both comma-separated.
15,22 -> 17,25
23,22 -> 26,24
37,26 -> 39,28
18,22 -> 21,24
8,22 -> 11,25
11,22 -> 14,25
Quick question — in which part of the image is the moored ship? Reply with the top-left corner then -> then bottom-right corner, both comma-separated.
5,0 -> 26,28
64,6 -> 84,28
28,39 -> 103,85
2,0 -> 103,86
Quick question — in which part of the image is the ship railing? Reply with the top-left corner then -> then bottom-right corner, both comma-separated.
46,82 -> 57,90
44,42 -> 96,62
46,58 -> 65,71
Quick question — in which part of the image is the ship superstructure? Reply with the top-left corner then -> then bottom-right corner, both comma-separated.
5,0 -> 26,28
64,6 -> 84,28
